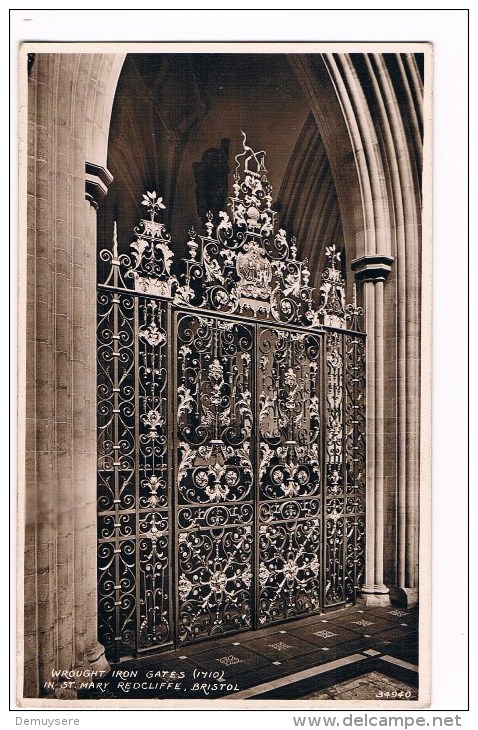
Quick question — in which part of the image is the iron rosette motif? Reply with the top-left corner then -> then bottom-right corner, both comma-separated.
177,524 -> 253,643
136,296 -> 171,649
258,517 -> 322,625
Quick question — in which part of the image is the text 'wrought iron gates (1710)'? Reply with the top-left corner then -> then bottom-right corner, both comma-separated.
97,135 -> 366,660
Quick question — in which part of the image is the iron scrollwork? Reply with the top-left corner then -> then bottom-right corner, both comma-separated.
258,327 -> 323,625
323,324 -> 365,607
97,133 -> 365,658
324,331 -> 346,606
97,285 -> 137,658
97,224 -> 173,658
344,330 -> 366,599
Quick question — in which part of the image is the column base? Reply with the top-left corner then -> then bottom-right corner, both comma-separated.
389,586 -> 418,608
87,640 -> 111,675
358,584 -> 391,607
51,643 -> 111,699
53,686 -> 78,700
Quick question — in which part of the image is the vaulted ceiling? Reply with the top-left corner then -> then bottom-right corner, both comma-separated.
99,53 -> 344,287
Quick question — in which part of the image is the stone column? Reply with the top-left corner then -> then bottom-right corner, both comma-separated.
352,254 -> 394,606
23,53 -> 114,699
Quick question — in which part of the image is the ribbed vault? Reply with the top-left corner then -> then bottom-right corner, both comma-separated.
276,112 -> 345,285
100,54 -> 344,291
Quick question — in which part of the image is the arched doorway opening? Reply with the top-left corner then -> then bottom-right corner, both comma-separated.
96,54 -> 366,659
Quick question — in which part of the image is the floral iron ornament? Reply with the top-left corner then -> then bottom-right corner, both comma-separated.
96,133 -> 366,654
99,133 -> 362,331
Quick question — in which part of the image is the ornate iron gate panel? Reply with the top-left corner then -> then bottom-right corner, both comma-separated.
343,331 -> 366,600
175,312 -> 255,642
97,134 -> 366,659
97,235 -> 174,660
323,330 -> 366,607
257,326 -> 322,625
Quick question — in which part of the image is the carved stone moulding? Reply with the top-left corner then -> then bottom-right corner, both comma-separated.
85,161 -> 114,209
351,254 -> 394,283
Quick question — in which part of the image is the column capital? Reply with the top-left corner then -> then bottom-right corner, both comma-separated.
85,162 -> 114,209
351,254 -> 394,283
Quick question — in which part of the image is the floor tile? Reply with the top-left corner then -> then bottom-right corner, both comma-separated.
177,630 -> 251,656
82,605 -> 420,700
244,634 -> 318,661
286,622 -> 360,647
298,670 -> 418,701
379,635 -> 419,664
190,643 -> 271,677
364,626 -> 417,645
327,614 -> 402,636
381,655 -> 419,672
366,607 -> 419,625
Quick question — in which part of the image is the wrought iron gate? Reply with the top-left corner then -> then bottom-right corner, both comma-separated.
97,135 -> 366,660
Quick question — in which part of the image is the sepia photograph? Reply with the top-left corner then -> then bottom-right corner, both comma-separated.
16,35 -> 436,710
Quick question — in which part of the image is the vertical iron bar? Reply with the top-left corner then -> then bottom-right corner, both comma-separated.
359,332 -> 367,601
171,307 -> 179,648
134,295 -> 140,653
341,332 -> 347,604
253,323 -> 261,629
320,331 -> 327,611
113,291 -> 120,662
354,334 -> 359,602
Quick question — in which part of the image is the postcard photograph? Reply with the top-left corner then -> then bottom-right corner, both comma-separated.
16,39 -> 433,709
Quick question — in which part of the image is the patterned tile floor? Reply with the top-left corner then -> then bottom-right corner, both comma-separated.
80,605 -> 418,701
301,671 -> 418,701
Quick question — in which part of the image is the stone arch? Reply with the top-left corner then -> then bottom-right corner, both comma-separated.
288,52 -> 422,602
